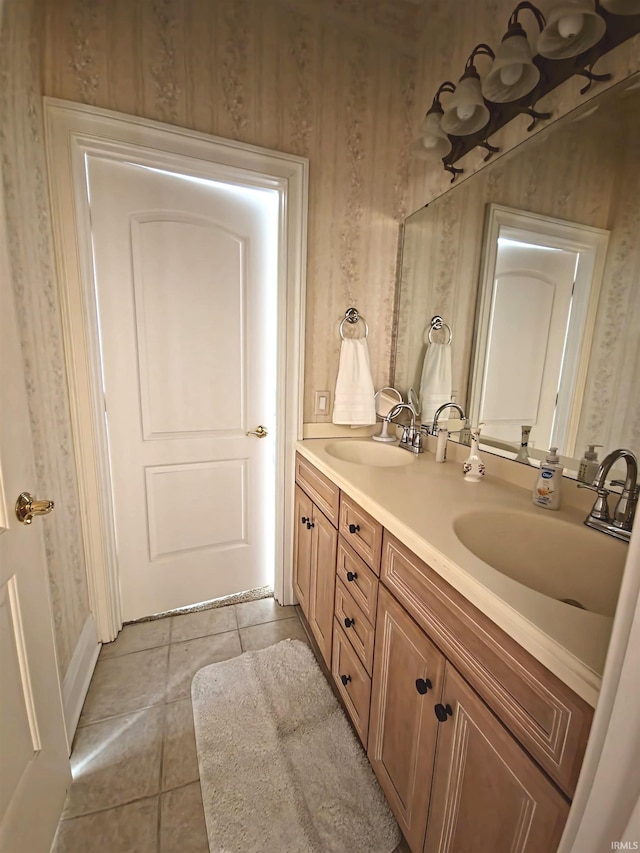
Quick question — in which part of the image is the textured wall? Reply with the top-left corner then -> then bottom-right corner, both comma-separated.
0,0 -> 90,678
42,0 -> 419,424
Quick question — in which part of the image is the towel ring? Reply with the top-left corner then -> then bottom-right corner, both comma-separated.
339,307 -> 369,340
427,315 -> 452,345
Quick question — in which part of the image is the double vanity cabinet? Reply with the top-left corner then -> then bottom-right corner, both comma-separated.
293,446 -> 596,853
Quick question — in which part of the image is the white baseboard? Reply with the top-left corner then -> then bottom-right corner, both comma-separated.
61,612 -> 100,747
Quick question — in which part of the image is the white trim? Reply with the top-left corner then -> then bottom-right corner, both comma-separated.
44,98 -> 307,631
469,204 -> 609,459
61,613 -> 100,747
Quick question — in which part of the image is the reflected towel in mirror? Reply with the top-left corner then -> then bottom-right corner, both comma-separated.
332,337 -> 376,425
420,342 -> 452,422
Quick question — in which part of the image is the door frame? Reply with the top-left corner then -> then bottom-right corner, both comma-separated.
44,98 -> 308,641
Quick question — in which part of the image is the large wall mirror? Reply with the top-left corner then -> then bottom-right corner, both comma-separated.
393,73 -> 640,480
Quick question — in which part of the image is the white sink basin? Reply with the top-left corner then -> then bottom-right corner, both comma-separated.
453,510 -> 627,617
325,440 -> 415,468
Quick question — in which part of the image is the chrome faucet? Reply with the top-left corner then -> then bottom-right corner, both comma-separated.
428,402 -> 466,436
581,448 -> 638,543
384,402 -> 423,454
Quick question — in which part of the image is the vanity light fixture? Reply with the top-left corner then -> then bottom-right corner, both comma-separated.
537,0 -> 606,59
411,82 -> 456,161
599,0 -> 640,11
482,2 -> 546,103
419,1 -> 640,183
441,45 -> 495,136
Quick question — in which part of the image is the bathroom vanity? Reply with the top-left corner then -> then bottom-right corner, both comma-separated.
293,438 -> 628,853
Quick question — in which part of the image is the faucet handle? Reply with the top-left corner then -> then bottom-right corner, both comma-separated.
579,485 -> 611,522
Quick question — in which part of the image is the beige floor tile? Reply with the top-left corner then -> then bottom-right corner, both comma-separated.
239,615 -> 309,652
235,597 -> 297,628
100,617 -> 171,659
167,630 -> 242,702
63,705 -> 163,819
79,645 -> 169,725
160,782 -> 209,853
52,796 -> 158,853
162,699 -> 199,791
171,604 -> 237,643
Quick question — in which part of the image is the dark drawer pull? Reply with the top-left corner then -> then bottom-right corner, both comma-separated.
434,703 -> 453,722
415,678 -> 432,695
306,521 -> 314,529
348,523 -> 360,534
344,617 -> 355,628
340,674 -> 352,686
301,516 -> 309,524
346,571 -> 358,582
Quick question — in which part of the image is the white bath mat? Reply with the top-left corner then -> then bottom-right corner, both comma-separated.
191,639 -> 400,853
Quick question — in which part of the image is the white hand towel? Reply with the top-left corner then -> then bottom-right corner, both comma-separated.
332,337 -> 376,425
419,342 -> 452,424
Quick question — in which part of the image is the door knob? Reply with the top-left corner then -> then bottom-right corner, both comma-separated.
246,425 -> 268,438
15,492 -> 55,525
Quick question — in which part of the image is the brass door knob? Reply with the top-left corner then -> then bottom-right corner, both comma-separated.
15,492 -> 55,525
246,425 -> 268,438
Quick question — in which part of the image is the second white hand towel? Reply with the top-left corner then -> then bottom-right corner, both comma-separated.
419,342 -> 452,424
332,337 -> 376,425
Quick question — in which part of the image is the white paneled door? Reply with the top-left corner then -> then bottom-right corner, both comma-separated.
0,206 -> 70,849
86,157 -> 280,621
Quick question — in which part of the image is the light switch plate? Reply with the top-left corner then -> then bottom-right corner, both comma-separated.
314,390 -> 331,415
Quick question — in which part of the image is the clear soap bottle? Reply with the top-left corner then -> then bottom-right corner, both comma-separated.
578,444 -> 602,484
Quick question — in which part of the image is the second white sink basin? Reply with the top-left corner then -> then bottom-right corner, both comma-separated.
453,510 -> 627,617
325,440 -> 415,467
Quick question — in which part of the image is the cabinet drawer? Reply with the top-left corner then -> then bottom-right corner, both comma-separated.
381,531 -> 592,799
336,537 -> 379,624
332,621 -> 372,747
339,494 -> 383,573
295,453 -> 340,527
335,579 -> 375,675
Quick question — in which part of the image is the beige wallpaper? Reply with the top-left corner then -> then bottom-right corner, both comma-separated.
42,0 -> 419,425
0,0 -> 90,678
1,0 -> 637,682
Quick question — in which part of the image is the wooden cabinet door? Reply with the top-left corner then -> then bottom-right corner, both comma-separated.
308,506 -> 337,667
368,586 -> 446,853
293,485 -> 313,619
424,664 -> 569,853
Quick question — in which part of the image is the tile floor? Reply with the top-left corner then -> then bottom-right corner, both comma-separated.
51,598 -> 308,853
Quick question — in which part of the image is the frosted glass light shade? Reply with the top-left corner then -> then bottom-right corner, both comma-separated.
537,0 -> 606,59
483,32 -> 540,102
441,75 -> 490,136
411,111 -> 452,160
600,0 -> 640,12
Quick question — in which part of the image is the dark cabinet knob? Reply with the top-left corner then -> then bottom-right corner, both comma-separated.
346,571 -> 358,582
434,703 -> 453,722
340,674 -> 352,686
415,678 -> 432,695
306,521 -> 314,529
344,617 -> 355,628
348,523 -> 360,534
301,516 -> 309,524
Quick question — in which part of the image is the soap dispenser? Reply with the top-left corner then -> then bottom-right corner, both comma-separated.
533,447 -> 563,510
578,444 -> 603,484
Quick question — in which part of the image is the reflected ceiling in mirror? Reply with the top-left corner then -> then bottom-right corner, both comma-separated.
393,74 -> 640,477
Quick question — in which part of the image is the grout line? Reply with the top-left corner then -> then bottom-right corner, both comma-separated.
57,793 -> 161,824
99,639 -> 172,662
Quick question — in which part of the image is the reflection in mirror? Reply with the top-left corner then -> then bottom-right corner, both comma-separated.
393,74 -> 640,481
469,204 -> 608,457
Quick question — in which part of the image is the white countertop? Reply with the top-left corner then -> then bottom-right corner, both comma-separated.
296,437 -> 628,707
